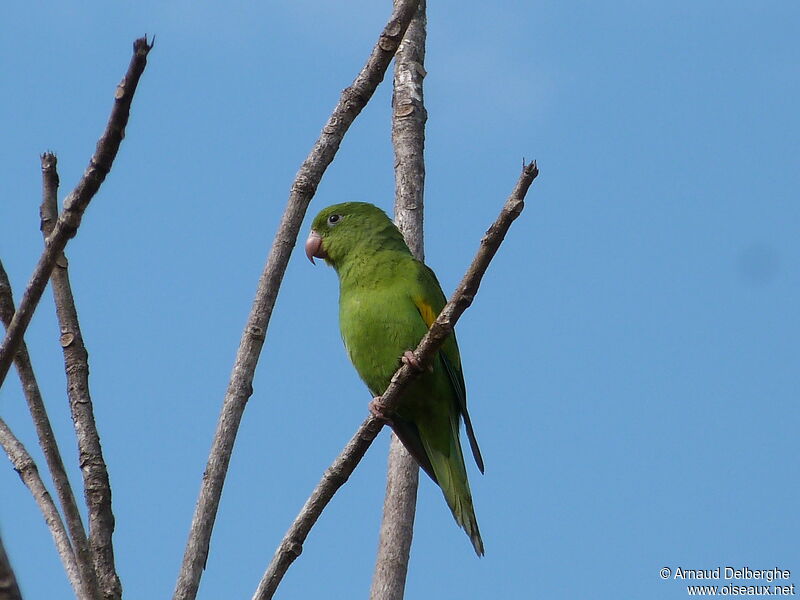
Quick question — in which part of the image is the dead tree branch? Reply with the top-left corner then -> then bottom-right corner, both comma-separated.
0,533 -> 23,600
391,0 -> 427,257
0,36 -> 153,388
39,153 -> 120,600
370,1 -> 427,598
171,3 -> 421,600
0,418 -> 86,599
254,160 -> 539,600
0,259 -> 100,600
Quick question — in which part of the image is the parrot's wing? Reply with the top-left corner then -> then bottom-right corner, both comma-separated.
390,419 -> 438,483
440,350 -> 485,474
413,264 -> 485,474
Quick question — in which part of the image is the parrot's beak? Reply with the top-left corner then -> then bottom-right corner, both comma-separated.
305,230 -> 327,264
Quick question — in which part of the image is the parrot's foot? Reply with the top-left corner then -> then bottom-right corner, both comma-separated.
402,350 -> 433,373
402,350 -> 424,372
368,397 -> 393,424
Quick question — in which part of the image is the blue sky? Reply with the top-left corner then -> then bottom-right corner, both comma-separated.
1,2 -> 798,598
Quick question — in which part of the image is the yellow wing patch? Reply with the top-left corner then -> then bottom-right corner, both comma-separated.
413,295 -> 438,328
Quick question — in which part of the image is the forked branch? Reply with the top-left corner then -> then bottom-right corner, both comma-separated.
0,418 -> 84,598
0,259 -> 100,600
40,154 -> 121,600
0,36 -> 153,388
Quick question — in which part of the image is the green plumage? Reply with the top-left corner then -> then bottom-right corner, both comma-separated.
308,202 -> 485,556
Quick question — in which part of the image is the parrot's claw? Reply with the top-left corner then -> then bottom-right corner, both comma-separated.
402,350 -> 432,373
402,350 -> 422,371
368,397 -> 393,423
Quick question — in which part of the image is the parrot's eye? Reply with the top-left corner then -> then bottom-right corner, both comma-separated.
327,214 -> 342,226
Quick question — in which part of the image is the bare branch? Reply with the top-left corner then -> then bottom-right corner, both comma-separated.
0,36 -> 153,388
252,417 -> 383,600
370,1 -> 427,597
411,161 -> 538,364
0,258 -> 100,600
0,534 -> 23,600
255,160 -> 539,599
369,437 -> 419,600
40,154 -> 120,600
391,0 -> 427,260
172,3 -> 421,600
0,418 -> 85,599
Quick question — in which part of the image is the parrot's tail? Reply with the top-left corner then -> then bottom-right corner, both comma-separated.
422,422 -> 485,556
448,478 -> 484,557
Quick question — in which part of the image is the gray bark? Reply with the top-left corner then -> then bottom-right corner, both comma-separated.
0,256 -> 100,600
0,37 -> 153,388
0,533 -> 23,600
369,437 -> 419,600
370,1 -> 427,598
0,419 -> 84,598
40,153 -> 119,600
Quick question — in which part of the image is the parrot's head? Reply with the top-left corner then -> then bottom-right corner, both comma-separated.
305,202 -> 409,269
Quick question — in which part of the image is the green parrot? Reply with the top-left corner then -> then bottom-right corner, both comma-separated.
305,201 -> 485,556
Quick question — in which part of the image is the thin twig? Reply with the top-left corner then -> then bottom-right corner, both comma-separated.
0,36 -> 153,388
40,153 -> 120,600
254,160 -> 539,600
0,259 -> 100,600
0,418 -> 84,599
0,533 -> 23,600
370,1 -> 427,597
172,3 -> 421,600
